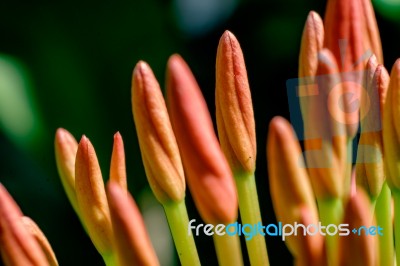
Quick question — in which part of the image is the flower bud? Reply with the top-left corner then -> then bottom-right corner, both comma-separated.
109,132 -> 127,192
301,49 -> 347,199
215,30 -> 256,174
324,0 -> 383,137
267,117 -> 323,264
299,11 -> 324,79
106,182 -> 159,266
0,184 -> 48,266
132,61 -> 185,203
54,128 -> 79,214
22,216 -> 58,266
167,54 -> 237,224
339,189 -> 377,265
356,56 -> 389,197
75,136 -> 113,257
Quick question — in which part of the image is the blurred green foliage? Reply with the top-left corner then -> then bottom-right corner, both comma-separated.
0,0 -> 399,265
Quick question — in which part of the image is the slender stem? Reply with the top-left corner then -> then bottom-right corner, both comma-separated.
163,200 -> 200,266
103,253 -> 117,266
317,197 -> 343,266
375,182 -> 394,266
235,172 -> 269,266
213,233 -> 243,266
392,191 -> 400,266
344,139 -> 353,199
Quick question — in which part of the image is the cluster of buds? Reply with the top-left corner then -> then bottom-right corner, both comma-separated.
0,29 -> 258,265
1,0 -> 400,265
269,0 -> 400,265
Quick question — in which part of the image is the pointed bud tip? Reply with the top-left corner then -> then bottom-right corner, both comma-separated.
167,54 -> 194,96
133,60 -> 150,79
269,116 -> 291,141
167,54 -> 184,71
305,10 -> 324,33
394,58 -> 400,73
113,131 -> 122,140
77,135 -> 92,160
55,128 -> 77,147
220,30 -> 237,44
55,127 -> 76,143
55,128 -> 68,140
79,135 -> 88,143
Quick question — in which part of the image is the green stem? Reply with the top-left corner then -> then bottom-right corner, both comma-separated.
103,253 -> 117,266
163,200 -> 200,266
392,191 -> 400,266
375,182 -> 394,266
235,172 -> 269,266
213,233 -> 243,266
344,139 -> 353,199
318,197 -> 343,266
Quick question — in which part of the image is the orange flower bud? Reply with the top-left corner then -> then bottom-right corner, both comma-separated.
0,184 -> 48,266
75,136 -> 113,257
54,128 -> 79,214
339,189 -> 377,265
167,54 -> 237,224
356,56 -> 389,197
106,182 -> 159,266
267,117 -> 323,264
299,11 -> 324,79
22,216 -> 58,266
132,61 -> 185,203
215,30 -> 256,174
301,49 -> 347,199
109,132 -> 127,192
360,0 -> 383,64
324,0 -> 383,137
324,0 -> 365,72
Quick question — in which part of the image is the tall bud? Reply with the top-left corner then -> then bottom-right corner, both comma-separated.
132,61 -> 185,203
167,54 -> 237,224
216,30 -> 256,174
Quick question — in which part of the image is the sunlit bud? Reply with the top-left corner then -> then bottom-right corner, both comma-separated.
0,184 -> 48,266
383,59 -> 400,190
109,132 -> 127,192
215,30 -> 256,174
299,11 -> 324,79
132,61 -> 185,203
54,128 -> 79,214
356,56 -> 389,197
267,117 -> 323,264
75,136 -> 113,257
106,182 -> 159,266
22,216 -> 58,266
339,189 -> 377,265
167,54 -> 237,224
301,49 -> 347,199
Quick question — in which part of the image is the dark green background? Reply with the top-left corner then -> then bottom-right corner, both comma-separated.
0,0 -> 399,265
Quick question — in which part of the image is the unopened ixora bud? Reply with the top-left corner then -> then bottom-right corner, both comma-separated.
132,61 -> 185,203
216,30 -> 256,174
75,136 -> 113,258
167,54 -> 237,224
